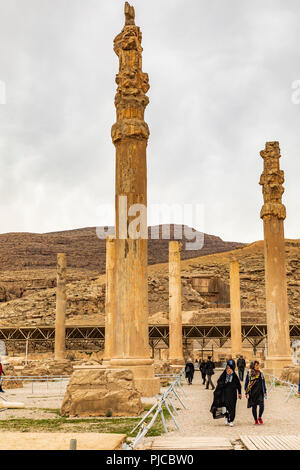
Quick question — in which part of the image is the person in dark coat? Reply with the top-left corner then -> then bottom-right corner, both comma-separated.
210,362 -> 241,426
205,356 -> 215,390
245,360 -> 267,424
0,362 -> 5,393
199,359 -> 207,385
237,355 -> 246,381
185,358 -> 195,385
227,356 -> 236,371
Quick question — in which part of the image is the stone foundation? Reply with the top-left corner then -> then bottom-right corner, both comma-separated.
60,368 -> 143,417
109,360 -> 161,397
264,356 -> 293,376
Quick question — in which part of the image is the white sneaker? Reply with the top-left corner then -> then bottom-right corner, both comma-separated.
224,418 -> 228,426
229,422 -> 234,427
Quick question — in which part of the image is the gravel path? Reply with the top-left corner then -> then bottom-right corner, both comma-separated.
144,369 -> 300,449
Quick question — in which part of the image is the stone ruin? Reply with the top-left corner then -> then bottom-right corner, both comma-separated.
60,368 -> 143,417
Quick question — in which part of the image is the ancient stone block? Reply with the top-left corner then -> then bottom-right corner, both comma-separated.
60,368 -> 143,417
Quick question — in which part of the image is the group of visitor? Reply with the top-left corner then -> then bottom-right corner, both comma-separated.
185,355 -> 268,426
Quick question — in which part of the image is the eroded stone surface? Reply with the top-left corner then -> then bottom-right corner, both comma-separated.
60,368 -> 143,417
20,359 -> 73,377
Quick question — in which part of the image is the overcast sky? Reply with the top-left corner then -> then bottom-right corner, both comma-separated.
0,0 -> 299,243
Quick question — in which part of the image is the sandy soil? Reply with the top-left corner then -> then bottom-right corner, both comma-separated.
144,369 -> 300,448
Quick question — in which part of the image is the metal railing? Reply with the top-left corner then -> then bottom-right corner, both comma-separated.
130,368 -> 186,449
2,375 -> 70,394
264,373 -> 300,402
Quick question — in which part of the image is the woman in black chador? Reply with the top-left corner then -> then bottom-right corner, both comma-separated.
245,360 -> 267,425
210,362 -> 242,426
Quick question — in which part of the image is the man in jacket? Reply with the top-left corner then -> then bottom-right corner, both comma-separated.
237,355 -> 246,381
205,356 -> 215,390
199,359 -> 207,385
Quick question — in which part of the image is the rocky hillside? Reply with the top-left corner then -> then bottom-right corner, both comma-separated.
0,225 -> 244,304
0,238 -> 299,327
0,225 -> 244,272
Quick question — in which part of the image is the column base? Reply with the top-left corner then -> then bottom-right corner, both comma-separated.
53,357 -> 69,363
169,358 -> 185,366
102,359 -> 111,367
170,365 -> 184,375
169,358 -> 185,375
263,355 -> 292,376
109,358 -> 161,397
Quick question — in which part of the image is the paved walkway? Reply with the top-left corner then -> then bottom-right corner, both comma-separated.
145,369 -> 300,449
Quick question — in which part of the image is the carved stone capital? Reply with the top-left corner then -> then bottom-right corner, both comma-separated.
260,202 -> 286,220
112,4 -> 149,144
259,141 -> 286,220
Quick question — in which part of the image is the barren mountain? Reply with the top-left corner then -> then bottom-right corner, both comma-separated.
0,225 -> 244,272
0,225 -> 244,304
0,237 -> 299,328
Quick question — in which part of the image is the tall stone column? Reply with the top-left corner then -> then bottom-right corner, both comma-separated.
54,253 -> 67,361
169,242 -> 184,366
109,3 -> 160,396
103,237 -> 116,364
259,141 -> 291,371
229,259 -> 242,358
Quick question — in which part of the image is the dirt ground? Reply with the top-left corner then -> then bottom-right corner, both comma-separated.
0,380 -> 68,419
1,370 -> 300,450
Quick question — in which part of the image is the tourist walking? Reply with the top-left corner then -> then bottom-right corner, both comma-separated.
185,358 -> 195,385
199,359 -> 207,385
0,362 -> 5,393
210,362 -> 241,426
245,360 -> 267,425
237,355 -> 246,381
205,356 -> 215,390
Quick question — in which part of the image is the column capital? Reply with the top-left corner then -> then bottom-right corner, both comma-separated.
112,3 -> 150,144
259,141 -> 286,220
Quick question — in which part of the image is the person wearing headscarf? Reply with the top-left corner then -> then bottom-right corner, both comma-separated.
210,361 -> 241,426
245,360 -> 267,424
227,356 -> 236,371
185,358 -> 195,385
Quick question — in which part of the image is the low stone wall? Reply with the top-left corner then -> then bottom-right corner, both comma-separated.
2,364 -> 23,389
19,359 -> 73,377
